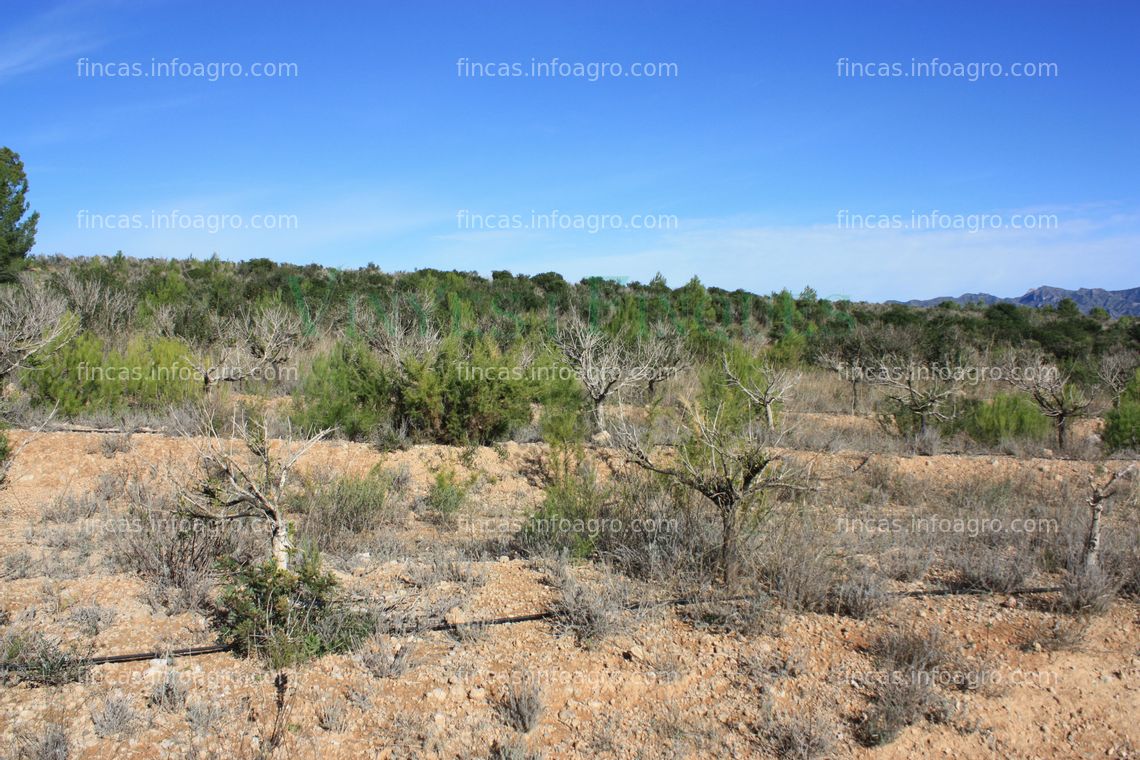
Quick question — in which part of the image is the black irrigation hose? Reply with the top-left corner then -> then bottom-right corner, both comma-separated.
12,584 -> 1061,670
895,585 -> 1061,598
85,643 -> 232,666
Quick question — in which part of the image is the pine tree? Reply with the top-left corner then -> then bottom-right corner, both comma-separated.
1,147 -> 40,281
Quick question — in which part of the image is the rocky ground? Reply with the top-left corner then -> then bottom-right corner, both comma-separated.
0,428 -> 1137,759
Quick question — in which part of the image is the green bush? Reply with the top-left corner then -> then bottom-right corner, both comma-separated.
294,337 -> 531,445
23,332 -> 200,415
425,468 -> 468,518
293,341 -> 393,441
1104,370 -> 1140,452
516,467 -> 612,560
398,336 -> 532,445
214,551 -> 371,668
1104,402 -> 1140,452
538,365 -> 590,479
967,393 -> 1050,445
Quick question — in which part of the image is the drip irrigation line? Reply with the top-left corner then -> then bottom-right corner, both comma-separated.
5,584 -> 1063,670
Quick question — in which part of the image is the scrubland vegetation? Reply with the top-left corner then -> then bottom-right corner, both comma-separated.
1,254 -> 1138,757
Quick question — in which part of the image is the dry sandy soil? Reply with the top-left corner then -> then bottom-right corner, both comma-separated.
0,427 -> 1137,759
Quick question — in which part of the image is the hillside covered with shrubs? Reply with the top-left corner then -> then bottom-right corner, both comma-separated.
1,253 -> 1137,458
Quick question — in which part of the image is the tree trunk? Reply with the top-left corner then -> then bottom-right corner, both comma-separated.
1084,498 -> 1104,570
764,402 -> 775,430
1056,415 -> 1067,450
851,378 -> 859,415
592,398 -> 606,433
270,518 -> 291,571
720,503 -> 739,587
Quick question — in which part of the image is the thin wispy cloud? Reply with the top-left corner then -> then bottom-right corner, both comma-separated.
0,1 -> 109,83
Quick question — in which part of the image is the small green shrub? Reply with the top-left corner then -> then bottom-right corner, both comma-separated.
516,467 -> 612,560
23,332 -> 200,415
214,551 -> 372,668
1104,401 -> 1140,452
967,393 -> 1050,445
398,336 -> 532,445
294,337 -> 532,445
293,341 -> 392,441
539,367 -> 591,444
425,468 -> 469,519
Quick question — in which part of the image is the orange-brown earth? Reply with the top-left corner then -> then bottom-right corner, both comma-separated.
0,429 -> 1137,759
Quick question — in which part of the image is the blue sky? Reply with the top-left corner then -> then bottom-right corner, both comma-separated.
3,0 -> 1137,301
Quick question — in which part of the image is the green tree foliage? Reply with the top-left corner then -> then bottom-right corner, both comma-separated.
293,341 -> 391,441
23,332 -> 200,415
0,148 -> 39,280
1104,370 -> 1140,452
293,336 -> 532,445
9,254 -> 1138,436
966,393 -> 1051,445
216,550 -> 370,668
398,336 -> 532,445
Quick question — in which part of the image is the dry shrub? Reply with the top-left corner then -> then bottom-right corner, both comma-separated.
14,721 -> 71,760
946,543 -> 1034,593
0,628 -> 90,686
828,566 -> 894,619
857,674 -> 943,747
356,636 -> 416,679
858,625 -> 965,746
291,470 -> 400,556
878,544 -> 934,582
42,494 -> 100,523
550,575 -> 631,648
68,605 -> 117,637
679,591 -> 782,636
407,553 -> 487,589
498,672 -> 544,734
147,667 -> 187,711
91,693 -> 137,738
1058,562 -> 1116,615
318,700 -> 349,732
113,510 -> 259,613
186,701 -> 227,736
757,710 -> 835,760
754,512 -> 842,613
1019,618 -> 1089,652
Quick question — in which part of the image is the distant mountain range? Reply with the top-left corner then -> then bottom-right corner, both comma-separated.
893,286 -> 1140,317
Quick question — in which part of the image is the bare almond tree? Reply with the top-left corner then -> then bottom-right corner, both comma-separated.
150,303 -> 178,338
177,406 -> 331,569
640,327 -> 688,396
357,291 -> 442,366
610,390 -> 810,586
553,312 -> 684,432
1097,349 -> 1139,408
1080,464 -> 1135,572
0,275 -> 77,384
185,305 -> 302,394
52,270 -> 135,334
1004,350 -> 1090,450
816,323 -> 877,414
864,352 -> 960,438
723,354 -> 801,429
